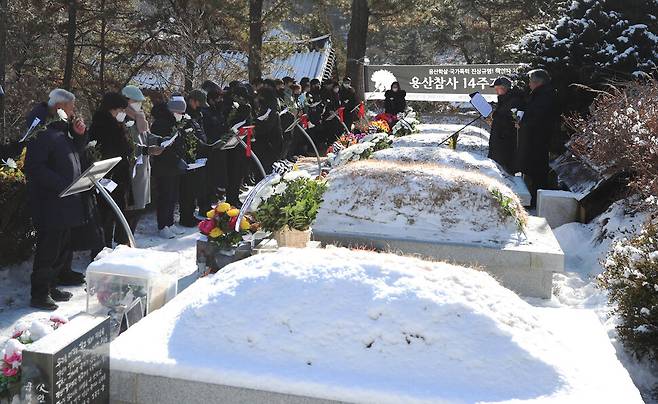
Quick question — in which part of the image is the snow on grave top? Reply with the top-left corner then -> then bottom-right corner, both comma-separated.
110,248 -> 643,404
86,245 -> 180,279
372,146 -> 507,182
393,122 -> 490,156
314,160 -> 527,247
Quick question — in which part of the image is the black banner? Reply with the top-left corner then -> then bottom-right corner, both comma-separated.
364,64 -> 523,101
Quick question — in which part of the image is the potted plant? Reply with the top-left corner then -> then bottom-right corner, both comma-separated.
197,202 -> 255,273
253,171 -> 327,247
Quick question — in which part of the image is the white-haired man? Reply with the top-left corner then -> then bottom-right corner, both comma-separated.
24,88 -> 88,310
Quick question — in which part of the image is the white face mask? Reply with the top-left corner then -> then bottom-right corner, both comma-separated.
116,111 -> 127,122
130,102 -> 142,112
174,113 -> 183,122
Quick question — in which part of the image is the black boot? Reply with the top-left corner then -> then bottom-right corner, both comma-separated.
50,288 -> 73,302
57,271 -> 85,286
30,295 -> 59,311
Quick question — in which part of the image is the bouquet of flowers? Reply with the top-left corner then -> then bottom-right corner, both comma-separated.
391,110 -> 420,137
326,133 -> 363,154
253,171 -> 327,232
359,132 -> 394,152
368,119 -> 391,134
1,316 -> 68,399
199,202 -> 255,250
328,141 -> 376,167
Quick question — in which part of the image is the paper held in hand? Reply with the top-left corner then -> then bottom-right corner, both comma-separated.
186,158 -> 207,171
159,133 -> 178,148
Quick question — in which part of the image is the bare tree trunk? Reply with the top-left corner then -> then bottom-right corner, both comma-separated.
184,55 -> 194,93
63,0 -> 77,90
485,16 -> 496,63
0,0 -> 8,138
346,0 -> 369,102
99,0 -> 107,93
248,0 -> 263,82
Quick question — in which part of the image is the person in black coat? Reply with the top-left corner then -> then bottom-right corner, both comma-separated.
339,77 -> 357,131
225,85 -> 254,207
178,89 -> 211,227
253,85 -> 283,180
24,88 -> 88,310
384,82 -> 406,116
151,96 -> 188,238
518,69 -> 560,207
202,86 -> 229,201
321,81 -> 342,147
487,77 -> 524,173
89,92 -> 132,247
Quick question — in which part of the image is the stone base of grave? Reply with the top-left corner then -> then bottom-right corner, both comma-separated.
110,370 -> 344,404
510,175 -> 532,207
537,189 -> 579,228
313,216 -> 563,299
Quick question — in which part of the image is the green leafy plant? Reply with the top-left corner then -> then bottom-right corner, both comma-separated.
598,220 -> 658,362
255,178 -> 327,232
490,188 -> 527,235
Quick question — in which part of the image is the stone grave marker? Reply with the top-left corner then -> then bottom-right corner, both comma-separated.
21,314 -> 110,404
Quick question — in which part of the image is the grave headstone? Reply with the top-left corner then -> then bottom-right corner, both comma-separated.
21,314 -> 110,404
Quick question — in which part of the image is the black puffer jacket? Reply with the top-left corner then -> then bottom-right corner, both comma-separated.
151,103 -> 185,177
384,88 -> 406,115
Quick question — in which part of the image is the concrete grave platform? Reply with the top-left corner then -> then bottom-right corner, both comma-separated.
110,370 -> 343,404
537,189 -> 579,228
313,216 -> 563,299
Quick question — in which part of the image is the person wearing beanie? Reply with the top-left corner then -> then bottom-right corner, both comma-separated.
151,93 -> 188,238
177,89 -> 210,227
121,85 -> 162,233
88,92 -> 134,248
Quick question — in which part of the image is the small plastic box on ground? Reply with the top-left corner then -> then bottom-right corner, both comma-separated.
86,245 -> 180,323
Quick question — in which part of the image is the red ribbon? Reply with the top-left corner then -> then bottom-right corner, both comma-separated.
358,102 -> 366,119
300,114 -> 309,129
337,107 -> 345,123
239,126 -> 255,157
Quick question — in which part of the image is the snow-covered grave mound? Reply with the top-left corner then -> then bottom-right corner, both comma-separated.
372,146 -> 505,181
110,248 -> 642,404
314,160 -> 526,247
371,147 -> 531,206
393,123 -> 490,156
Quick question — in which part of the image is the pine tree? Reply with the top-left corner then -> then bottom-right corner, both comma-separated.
516,0 -> 658,85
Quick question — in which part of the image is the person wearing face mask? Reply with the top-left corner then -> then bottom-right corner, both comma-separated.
339,77 -> 357,132
89,92 -> 134,248
321,81 -> 342,148
151,94 -> 188,238
24,88 -> 89,309
253,84 -> 283,181
384,81 -> 407,116
121,85 -> 162,233
304,79 -> 324,150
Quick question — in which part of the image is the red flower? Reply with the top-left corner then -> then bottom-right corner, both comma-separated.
229,216 -> 238,229
198,219 -> 215,235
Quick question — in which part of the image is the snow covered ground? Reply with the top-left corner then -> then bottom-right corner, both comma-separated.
0,211 -> 198,341
111,247 -> 643,404
2,116 -> 657,402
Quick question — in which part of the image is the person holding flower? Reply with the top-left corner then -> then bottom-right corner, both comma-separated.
24,88 -> 88,310
122,85 -> 163,233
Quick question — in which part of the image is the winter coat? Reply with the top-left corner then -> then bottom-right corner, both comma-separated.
89,110 -> 134,207
304,89 -> 324,125
125,105 -> 155,210
24,115 -> 88,230
254,88 -> 283,164
184,107 -> 208,163
517,84 -> 560,176
150,103 -> 186,178
202,104 -> 228,144
384,89 -> 407,115
339,86 -> 357,114
488,88 -> 524,172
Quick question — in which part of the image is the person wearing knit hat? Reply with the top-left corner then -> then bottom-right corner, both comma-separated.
187,89 -> 210,109
122,85 -> 161,234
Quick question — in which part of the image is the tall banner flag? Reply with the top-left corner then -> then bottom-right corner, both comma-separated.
364,64 -> 524,102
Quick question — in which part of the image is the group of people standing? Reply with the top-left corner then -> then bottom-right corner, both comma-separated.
487,69 -> 559,207
19,75 -> 360,310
